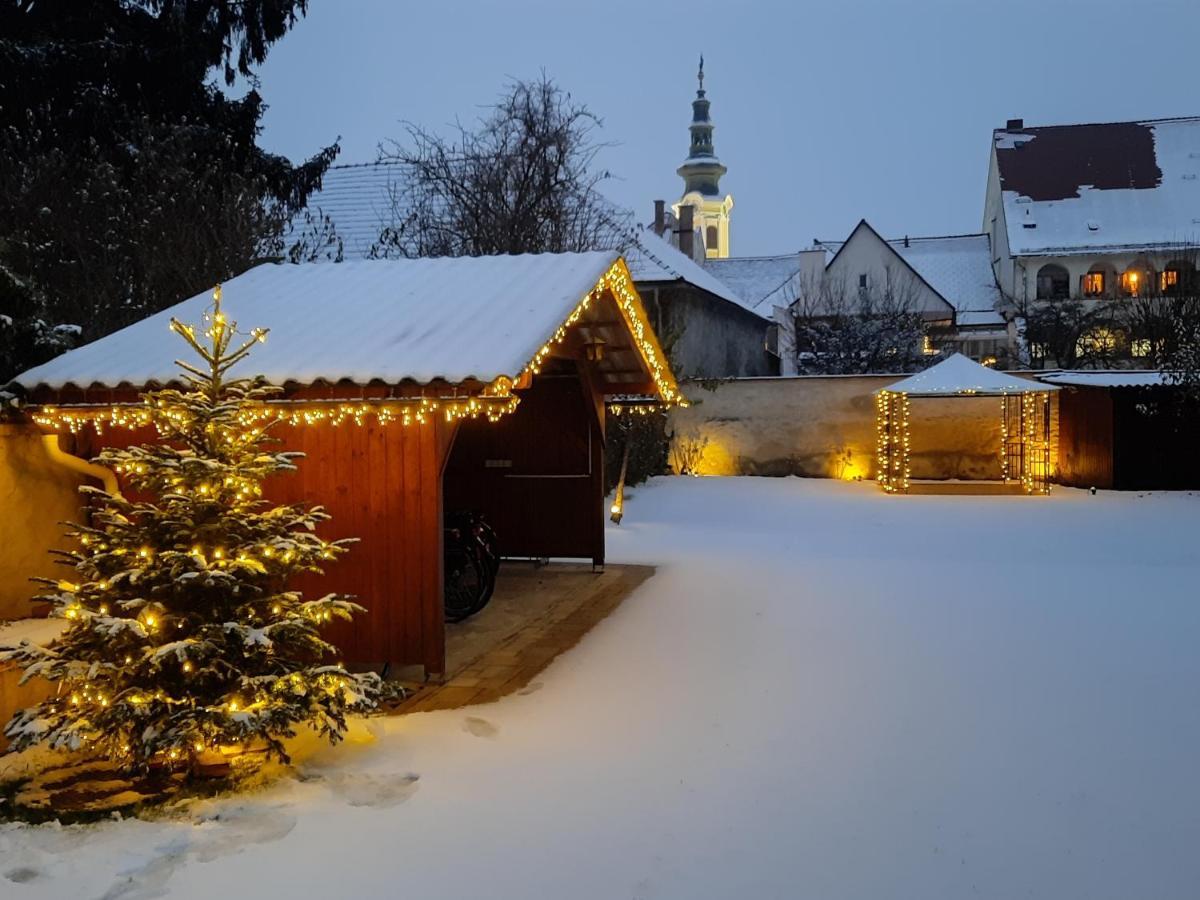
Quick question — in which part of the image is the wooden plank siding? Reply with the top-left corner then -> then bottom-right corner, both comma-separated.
444,367 -> 606,566
1056,387 -> 1114,489
69,418 -> 458,674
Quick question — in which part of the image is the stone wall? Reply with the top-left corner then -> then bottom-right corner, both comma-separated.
0,425 -> 92,620
667,374 -> 1058,481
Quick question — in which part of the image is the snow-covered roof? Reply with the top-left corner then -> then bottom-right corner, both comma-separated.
817,232 -> 1004,326
289,162 -> 404,258
12,252 -> 646,391
1035,371 -> 1170,389
879,353 -> 1058,397
289,166 -> 758,320
995,116 -> 1200,256
623,229 -> 767,319
702,254 -> 802,313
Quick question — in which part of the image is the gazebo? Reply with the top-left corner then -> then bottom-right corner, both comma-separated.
875,354 -> 1059,495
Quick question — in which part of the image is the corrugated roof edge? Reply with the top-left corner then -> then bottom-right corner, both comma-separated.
10,251 -> 635,393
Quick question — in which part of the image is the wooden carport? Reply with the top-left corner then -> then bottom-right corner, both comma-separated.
11,253 -> 683,678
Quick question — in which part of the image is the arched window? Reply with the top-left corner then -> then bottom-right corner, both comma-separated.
1160,260 -> 1195,295
1080,262 -> 1114,297
1035,264 -> 1070,300
705,225 -> 719,254
1121,262 -> 1155,297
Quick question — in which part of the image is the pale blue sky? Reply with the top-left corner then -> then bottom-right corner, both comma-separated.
254,0 -> 1200,256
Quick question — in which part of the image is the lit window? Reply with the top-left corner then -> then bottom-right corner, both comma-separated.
980,355 -> 997,368
922,335 -> 938,355
1121,269 -> 1147,297
1076,328 -> 1119,356
1131,338 -> 1152,358
1029,341 -> 1048,359
1161,269 -> 1179,292
1082,272 -> 1105,296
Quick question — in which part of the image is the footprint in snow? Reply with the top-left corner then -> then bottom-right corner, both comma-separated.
5,866 -> 41,883
463,716 -> 499,738
326,772 -> 420,809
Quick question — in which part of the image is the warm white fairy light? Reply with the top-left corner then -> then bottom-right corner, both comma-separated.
30,261 -> 684,435
875,390 -> 910,494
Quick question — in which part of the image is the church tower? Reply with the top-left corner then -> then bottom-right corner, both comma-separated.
674,56 -> 734,259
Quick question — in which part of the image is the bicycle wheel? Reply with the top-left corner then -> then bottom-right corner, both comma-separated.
444,539 -> 485,623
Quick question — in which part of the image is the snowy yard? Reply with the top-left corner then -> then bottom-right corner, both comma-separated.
3,476 -> 1200,899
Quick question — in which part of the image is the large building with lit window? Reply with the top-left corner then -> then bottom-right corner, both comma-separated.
983,116 -> 1200,306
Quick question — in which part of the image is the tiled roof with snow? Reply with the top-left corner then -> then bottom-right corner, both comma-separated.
702,255 -> 801,313
290,162 -> 404,258
623,229 -> 766,319
13,252 -> 621,390
995,116 -> 1200,256
289,166 -> 759,319
817,233 -> 1004,326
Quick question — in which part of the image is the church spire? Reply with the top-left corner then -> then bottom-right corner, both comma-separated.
677,54 -> 727,197
673,55 -> 733,259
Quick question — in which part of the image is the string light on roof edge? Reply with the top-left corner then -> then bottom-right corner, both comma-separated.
523,260 -> 687,409
29,262 -> 685,435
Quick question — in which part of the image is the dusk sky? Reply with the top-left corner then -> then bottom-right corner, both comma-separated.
254,0 -> 1200,257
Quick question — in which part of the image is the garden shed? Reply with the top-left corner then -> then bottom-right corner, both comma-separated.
1038,371 -> 1199,491
875,353 -> 1058,494
8,252 -> 682,677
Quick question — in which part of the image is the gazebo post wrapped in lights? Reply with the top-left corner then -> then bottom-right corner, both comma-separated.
875,354 -> 1059,495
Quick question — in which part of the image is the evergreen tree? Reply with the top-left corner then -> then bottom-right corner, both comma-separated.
2,289 -> 381,768
0,1 -> 335,380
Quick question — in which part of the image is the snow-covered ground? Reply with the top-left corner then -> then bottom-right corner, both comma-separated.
3,477 -> 1200,899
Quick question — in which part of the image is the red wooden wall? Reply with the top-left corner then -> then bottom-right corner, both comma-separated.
266,419 -> 456,673
70,418 -> 457,674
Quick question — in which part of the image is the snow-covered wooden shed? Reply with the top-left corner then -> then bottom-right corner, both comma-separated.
10,252 -> 682,675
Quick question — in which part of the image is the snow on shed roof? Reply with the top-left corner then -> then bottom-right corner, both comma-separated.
879,353 -> 1058,397
702,254 -> 802,313
13,252 -> 636,391
995,116 -> 1200,256
623,229 -> 765,318
817,233 -> 1003,325
1035,370 -> 1169,389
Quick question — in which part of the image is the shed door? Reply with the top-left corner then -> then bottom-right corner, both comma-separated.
443,371 -> 604,564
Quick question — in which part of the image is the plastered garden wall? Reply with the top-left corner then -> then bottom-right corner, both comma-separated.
668,375 -> 1058,481
0,425 -> 91,620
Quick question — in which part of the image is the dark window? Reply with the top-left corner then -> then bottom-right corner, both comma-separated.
705,225 -> 718,253
1035,264 -> 1070,300
858,274 -> 868,288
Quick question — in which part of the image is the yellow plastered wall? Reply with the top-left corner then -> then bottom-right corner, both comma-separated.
0,425 -> 91,620
668,374 -> 1059,481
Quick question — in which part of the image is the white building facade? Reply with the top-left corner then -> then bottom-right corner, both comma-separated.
984,117 -> 1200,308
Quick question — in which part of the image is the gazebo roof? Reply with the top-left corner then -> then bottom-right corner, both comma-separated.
878,353 -> 1059,397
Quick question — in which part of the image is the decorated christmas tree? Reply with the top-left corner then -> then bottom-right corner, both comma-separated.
3,288 -> 381,769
